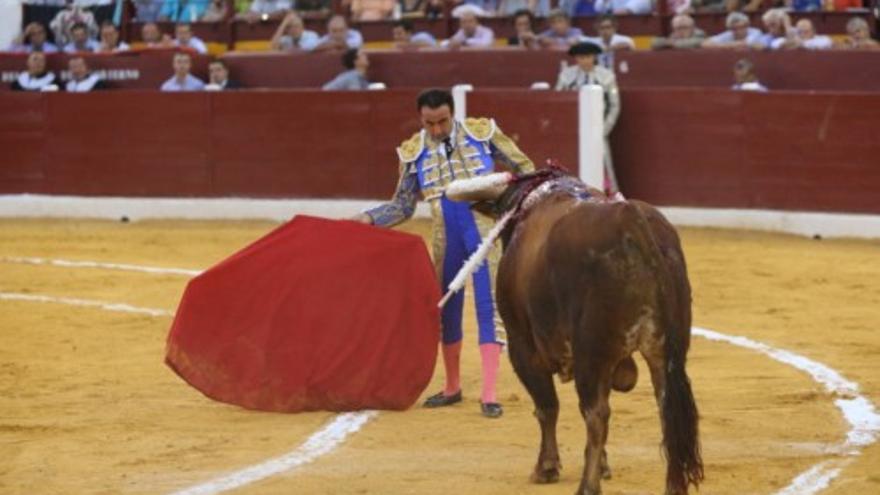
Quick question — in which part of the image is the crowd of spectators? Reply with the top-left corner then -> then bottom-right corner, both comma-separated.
2,0 -> 879,93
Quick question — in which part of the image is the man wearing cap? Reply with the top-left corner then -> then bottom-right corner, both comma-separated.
556,41 -> 621,193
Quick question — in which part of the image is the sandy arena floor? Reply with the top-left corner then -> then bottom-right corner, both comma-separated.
1,218 -> 879,495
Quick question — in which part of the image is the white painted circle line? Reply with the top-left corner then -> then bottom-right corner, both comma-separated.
694,327 -> 880,495
169,411 -> 378,495
2,256 -> 202,277
0,292 -> 173,317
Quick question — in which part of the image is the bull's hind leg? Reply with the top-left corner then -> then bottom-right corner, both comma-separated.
574,365 -> 613,495
508,347 -> 561,484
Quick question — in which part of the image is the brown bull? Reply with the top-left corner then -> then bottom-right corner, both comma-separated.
447,169 -> 703,495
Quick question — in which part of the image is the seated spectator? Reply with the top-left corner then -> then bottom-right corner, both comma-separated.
95,21 -> 130,53
236,0 -> 292,23
63,22 -> 100,53
11,52 -> 57,91
294,0 -> 333,18
538,9 -> 583,50
201,0 -> 230,22
392,20 -> 438,50
583,15 -> 634,68
594,0 -> 652,15
271,12 -> 320,51
757,8 -> 793,49
731,58 -> 767,91
443,11 -> 495,49
398,0 -> 445,18
651,14 -> 706,50
174,23 -> 208,54
322,48 -> 370,90
159,0 -> 210,22
7,22 -> 59,53
160,52 -> 206,91
205,60 -> 241,90
50,3 -> 98,46
507,9 -> 539,49
774,19 -> 832,50
141,22 -> 174,48
835,17 -> 880,50
133,0 -> 164,22
65,56 -> 106,92
314,15 -> 364,53
701,12 -> 764,49
351,0 -> 396,21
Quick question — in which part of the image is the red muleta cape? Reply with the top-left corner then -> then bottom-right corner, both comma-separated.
165,215 -> 440,412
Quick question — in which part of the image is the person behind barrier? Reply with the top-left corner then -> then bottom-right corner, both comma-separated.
95,21 -> 131,53
8,22 -> 59,53
392,20 -> 438,50
507,9 -> 539,49
352,88 -> 536,418
350,0 -> 396,21
174,23 -> 208,54
322,48 -> 370,90
731,58 -> 767,91
537,9 -> 583,49
701,12 -> 764,50
206,60 -> 242,90
757,8 -> 793,50
11,52 -> 57,91
63,22 -> 100,53
444,10 -> 495,49
314,15 -> 364,53
66,56 -> 106,92
581,15 -> 634,69
835,17 -> 880,50
271,12 -> 320,51
141,22 -> 174,48
160,52 -> 206,91
651,14 -> 705,50
776,19 -> 832,50
49,2 -> 98,47
555,42 -> 621,193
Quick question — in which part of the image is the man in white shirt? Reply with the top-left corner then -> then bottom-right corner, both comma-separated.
773,19 -> 832,50
160,52 -> 206,91
314,15 -> 365,53
65,56 -> 106,92
443,10 -> 495,49
702,11 -> 764,49
174,23 -> 208,54
582,15 -> 634,69
10,52 -> 57,91
731,58 -> 767,92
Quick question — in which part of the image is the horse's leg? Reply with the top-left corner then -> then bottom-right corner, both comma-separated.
508,342 -> 561,484
573,363 -> 613,495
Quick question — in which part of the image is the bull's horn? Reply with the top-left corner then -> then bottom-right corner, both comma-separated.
445,172 -> 514,202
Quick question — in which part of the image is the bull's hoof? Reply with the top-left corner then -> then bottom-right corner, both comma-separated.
601,463 -> 612,480
530,466 -> 560,484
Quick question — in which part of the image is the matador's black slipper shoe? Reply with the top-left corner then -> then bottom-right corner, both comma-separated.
481,402 -> 503,418
423,390 -> 463,408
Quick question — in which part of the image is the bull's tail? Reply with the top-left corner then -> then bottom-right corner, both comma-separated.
624,202 -> 704,493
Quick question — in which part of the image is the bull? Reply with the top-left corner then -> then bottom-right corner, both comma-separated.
445,168 -> 704,495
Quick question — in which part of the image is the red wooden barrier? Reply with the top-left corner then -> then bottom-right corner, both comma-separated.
1,89 -> 879,214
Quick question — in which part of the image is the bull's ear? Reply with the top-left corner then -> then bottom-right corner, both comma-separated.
470,200 -> 498,218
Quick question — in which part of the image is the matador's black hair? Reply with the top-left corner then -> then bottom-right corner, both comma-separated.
417,88 -> 454,112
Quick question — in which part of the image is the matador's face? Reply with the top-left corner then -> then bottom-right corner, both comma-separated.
420,105 -> 454,142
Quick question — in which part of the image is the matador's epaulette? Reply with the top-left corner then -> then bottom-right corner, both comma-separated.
463,117 -> 497,142
396,131 -> 425,163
